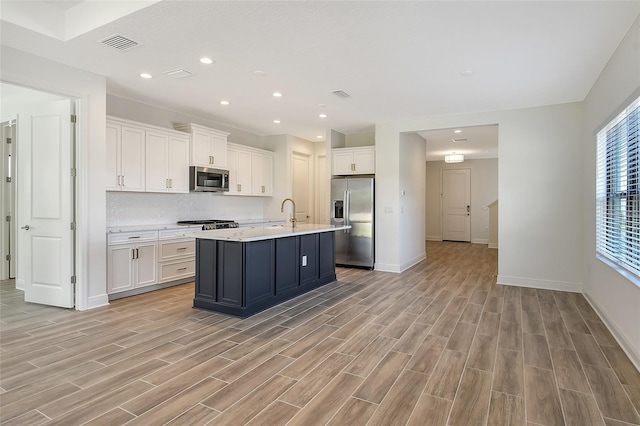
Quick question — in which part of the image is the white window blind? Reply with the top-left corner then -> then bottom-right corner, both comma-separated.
596,95 -> 640,277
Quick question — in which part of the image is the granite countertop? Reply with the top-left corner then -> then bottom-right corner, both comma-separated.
187,224 -> 351,242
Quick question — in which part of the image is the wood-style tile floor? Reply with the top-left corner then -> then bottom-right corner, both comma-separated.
1,241 -> 639,425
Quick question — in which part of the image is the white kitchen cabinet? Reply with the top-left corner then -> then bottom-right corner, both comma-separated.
107,233 -> 158,294
145,130 -> 190,193
158,237 -> 195,283
227,143 -> 273,196
174,123 -> 229,168
106,120 -> 146,191
332,146 -> 375,175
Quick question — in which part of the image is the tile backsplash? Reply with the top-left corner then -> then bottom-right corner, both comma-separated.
106,192 -> 267,226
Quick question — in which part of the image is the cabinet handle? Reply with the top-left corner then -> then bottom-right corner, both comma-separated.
136,248 -> 139,259
262,185 -> 265,193
237,184 -> 241,192
351,163 -> 355,171
177,247 -> 187,251
122,175 -> 126,186
117,175 -> 121,186
177,267 -> 187,272
132,248 -> 135,260
166,178 -> 169,188
128,236 -> 141,239
169,178 -> 172,188
212,155 -> 215,164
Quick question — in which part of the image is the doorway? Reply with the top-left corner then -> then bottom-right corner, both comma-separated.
1,120 -> 16,280
442,168 -> 471,242
292,152 -> 312,224
0,82 -> 78,308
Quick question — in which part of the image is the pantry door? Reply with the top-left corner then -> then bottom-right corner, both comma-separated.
17,98 -> 75,308
442,168 -> 471,242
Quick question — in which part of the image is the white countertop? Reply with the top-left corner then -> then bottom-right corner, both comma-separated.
106,223 -> 203,233
188,224 -> 351,242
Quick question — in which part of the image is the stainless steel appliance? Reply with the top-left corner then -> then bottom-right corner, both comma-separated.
331,177 -> 374,269
177,219 -> 239,230
189,166 -> 229,192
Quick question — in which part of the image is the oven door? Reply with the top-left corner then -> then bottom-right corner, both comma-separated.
190,166 -> 229,192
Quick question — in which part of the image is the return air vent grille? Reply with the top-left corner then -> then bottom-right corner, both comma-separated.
451,138 -> 468,143
164,69 -> 194,79
98,34 -> 140,51
331,89 -> 351,98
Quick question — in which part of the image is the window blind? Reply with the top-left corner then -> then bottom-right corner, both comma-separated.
596,95 -> 640,277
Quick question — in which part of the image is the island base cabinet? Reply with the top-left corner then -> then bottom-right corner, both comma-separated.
194,233 -> 337,317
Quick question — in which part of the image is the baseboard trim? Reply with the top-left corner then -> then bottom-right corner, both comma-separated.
108,277 -> 194,301
426,235 -> 442,241
400,253 -> 426,272
471,238 -> 489,245
85,294 -> 109,310
488,243 -> 498,249
583,292 -> 640,372
374,263 -> 401,273
497,275 -> 583,293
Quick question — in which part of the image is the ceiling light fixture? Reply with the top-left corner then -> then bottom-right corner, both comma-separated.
220,100 -> 229,105
460,70 -> 474,77
254,70 -> 266,76
316,135 -> 323,139
200,57 -> 213,64
140,73 -> 152,79
454,129 -> 462,134
445,153 -> 464,163
273,92 -> 282,98
273,120 -> 281,124
319,113 -> 327,118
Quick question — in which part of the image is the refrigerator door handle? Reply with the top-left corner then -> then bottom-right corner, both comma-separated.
345,190 -> 350,233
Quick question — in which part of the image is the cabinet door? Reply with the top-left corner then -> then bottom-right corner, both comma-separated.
107,244 -> 134,293
135,242 -> 157,287
333,151 -> 354,175
168,135 -> 189,193
227,147 -> 240,195
251,152 -> 273,196
354,149 -> 375,174
237,150 -> 252,194
106,122 -> 121,191
120,125 -> 146,191
245,240 -> 275,306
275,237 -> 299,295
210,134 -> 227,168
192,130 -> 212,167
145,130 -> 169,192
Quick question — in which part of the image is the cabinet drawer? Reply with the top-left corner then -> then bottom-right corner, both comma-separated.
159,228 -> 197,239
159,239 -> 195,260
159,259 -> 195,283
108,230 -> 158,245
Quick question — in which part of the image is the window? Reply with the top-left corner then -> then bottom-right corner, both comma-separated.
596,95 -> 640,278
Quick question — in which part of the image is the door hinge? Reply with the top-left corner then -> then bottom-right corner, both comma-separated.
71,168 -> 77,177
5,215 -> 10,222
5,254 -> 10,261
70,222 -> 77,231
71,275 -> 76,284
5,177 -> 11,183
6,137 -> 11,144
70,115 -> 77,123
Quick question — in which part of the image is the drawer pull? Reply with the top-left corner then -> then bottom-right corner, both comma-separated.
176,247 -> 187,251
177,267 -> 188,272
128,236 -> 141,239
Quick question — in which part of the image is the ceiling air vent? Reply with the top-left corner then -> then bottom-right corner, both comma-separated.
164,69 -> 194,79
330,89 -> 351,98
452,138 -> 468,143
98,34 -> 140,51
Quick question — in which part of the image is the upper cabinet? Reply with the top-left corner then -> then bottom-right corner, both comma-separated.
227,143 -> 274,196
107,117 -> 190,193
332,146 -> 375,175
173,123 -> 229,169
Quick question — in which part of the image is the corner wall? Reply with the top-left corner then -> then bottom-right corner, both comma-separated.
582,15 -> 640,368
399,133 -> 426,270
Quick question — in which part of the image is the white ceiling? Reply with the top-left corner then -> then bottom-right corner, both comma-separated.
1,1 -> 638,144
419,125 -> 498,162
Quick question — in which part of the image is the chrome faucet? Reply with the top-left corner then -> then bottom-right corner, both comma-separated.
280,198 -> 297,228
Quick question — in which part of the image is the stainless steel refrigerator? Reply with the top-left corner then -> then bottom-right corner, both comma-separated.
331,177 -> 374,269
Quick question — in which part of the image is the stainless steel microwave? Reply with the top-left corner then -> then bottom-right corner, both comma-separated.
189,166 -> 229,192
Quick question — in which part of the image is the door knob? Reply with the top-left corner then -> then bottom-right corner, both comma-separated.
21,225 -> 30,230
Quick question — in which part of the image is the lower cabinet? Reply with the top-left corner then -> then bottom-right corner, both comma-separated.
194,232 -> 337,317
107,241 -> 157,293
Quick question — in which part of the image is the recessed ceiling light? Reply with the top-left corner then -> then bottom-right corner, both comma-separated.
273,120 -> 281,124
220,100 -> 229,105
273,92 -> 283,98
200,57 -> 213,64
319,113 -> 327,118
254,70 -> 266,76
460,70 -> 474,77
316,135 -> 323,139
140,73 -> 152,79
454,129 -> 462,133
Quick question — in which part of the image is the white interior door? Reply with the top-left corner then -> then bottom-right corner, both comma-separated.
17,99 -> 74,308
292,153 -> 311,223
442,168 -> 471,242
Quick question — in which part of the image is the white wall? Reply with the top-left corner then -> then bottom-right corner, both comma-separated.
399,132 -> 426,270
426,158 -> 498,244
582,15 -> 640,368
345,132 -> 375,147
377,102 -> 584,290
1,46 -> 107,310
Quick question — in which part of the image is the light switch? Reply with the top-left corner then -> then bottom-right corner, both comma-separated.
302,255 -> 307,267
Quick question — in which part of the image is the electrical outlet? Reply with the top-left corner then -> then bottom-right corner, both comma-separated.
302,255 -> 307,267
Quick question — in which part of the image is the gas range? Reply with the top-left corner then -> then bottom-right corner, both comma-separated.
177,219 -> 239,231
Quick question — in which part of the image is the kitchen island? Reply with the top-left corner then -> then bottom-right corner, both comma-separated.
189,224 -> 350,317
